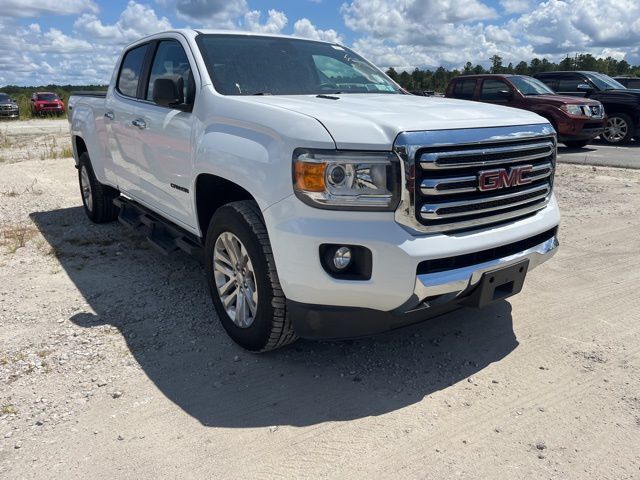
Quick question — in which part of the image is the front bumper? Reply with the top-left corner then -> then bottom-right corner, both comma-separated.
557,117 -> 606,141
0,110 -> 19,118
263,193 -> 561,313
289,231 -> 558,339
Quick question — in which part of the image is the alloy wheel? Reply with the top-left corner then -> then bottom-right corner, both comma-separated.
80,165 -> 93,212
603,116 -> 629,143
213,231 -> 258,328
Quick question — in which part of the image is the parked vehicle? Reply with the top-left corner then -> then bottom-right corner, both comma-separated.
534,71 -> 640,144
68,30 -> 560,351
0,93 -> 19,119
613,76 -> 640,89
31,92 -> 65,116
445,74 -> 605,148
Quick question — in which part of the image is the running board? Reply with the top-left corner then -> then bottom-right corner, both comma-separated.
114,197 -> 203,260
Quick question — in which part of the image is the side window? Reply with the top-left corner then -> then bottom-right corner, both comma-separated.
452,79 -> 476,100
556,76 -> 584,92
628,79 -> 640,89
146,40 -> 195,106
480,79 -> 510,101
117,44 -> 149,98
538,78 -> 558,91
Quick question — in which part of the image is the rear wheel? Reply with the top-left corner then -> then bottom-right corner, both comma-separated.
602,113 -> 633,144
78,152 -> 119,223
204,200 -> 297,352
563,140 -> 590,148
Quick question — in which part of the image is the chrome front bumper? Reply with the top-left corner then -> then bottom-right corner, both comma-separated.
410,234 -> 559,308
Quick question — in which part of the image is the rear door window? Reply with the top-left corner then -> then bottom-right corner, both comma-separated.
451,79 -> 476,100
117,44 -> 149,98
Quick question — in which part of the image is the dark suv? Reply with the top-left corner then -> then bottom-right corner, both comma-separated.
445,74 -> 605,148
613,76 -> 640,89
534,71 -> 640,144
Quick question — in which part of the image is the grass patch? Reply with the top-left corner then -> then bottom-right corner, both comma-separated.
1,223 -> 39,253
1,404 -> 17,415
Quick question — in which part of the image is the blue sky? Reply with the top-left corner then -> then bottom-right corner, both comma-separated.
1,0 -> 639,86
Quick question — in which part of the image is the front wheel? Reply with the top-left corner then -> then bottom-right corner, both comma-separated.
204,201 -> 297,352
602,113 -> 634,144
563,140 -> 590,148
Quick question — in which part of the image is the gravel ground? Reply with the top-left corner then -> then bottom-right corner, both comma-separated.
1,120 -> 639,479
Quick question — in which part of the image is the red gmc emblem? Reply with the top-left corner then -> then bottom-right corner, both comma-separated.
478,165 -> 533,191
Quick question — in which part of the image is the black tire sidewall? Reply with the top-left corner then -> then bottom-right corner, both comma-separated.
204,205 -> 276,351
78,153 -> 98,222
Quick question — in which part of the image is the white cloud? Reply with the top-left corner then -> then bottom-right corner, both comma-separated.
500,0 -> 531,14
74,1 -> 172,44
0,0 -> 98,18
156,0 -> 247,27
293,18 -> 344,44
243,9 -> 288,34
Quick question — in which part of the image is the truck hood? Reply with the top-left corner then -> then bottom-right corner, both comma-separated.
239,94 -> 549,149
522,94 -> 601,107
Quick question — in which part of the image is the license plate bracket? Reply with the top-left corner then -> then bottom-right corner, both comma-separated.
461,259 -> 530,308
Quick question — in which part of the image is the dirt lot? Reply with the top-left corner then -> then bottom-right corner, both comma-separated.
1,120 -> 639,479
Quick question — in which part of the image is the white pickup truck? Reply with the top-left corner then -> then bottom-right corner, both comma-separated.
68,30 -> 560,351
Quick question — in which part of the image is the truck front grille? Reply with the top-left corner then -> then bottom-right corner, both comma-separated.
393,125 -> 557,234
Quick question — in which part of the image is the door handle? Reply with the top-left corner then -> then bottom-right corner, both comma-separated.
104,111 -> 114,120
131,118 -> 146,129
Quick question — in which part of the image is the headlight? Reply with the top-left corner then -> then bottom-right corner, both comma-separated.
562,104 -> 589,117
293,148 -> 400,210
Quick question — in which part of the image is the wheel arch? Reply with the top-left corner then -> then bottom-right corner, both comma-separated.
194,173 -> 256,238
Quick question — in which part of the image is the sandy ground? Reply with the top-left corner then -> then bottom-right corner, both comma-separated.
1,120 -> 639,479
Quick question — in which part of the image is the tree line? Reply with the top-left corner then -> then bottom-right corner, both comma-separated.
386,53 -> 640,93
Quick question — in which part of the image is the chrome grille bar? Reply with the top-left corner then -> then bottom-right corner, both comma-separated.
420,184 -> 550,220
419,141 -> 554,170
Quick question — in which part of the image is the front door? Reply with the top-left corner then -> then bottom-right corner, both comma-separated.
134,39 -> 197,229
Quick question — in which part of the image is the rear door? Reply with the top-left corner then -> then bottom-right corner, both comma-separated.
105,43 -> 150,193
134,38 -> 198,229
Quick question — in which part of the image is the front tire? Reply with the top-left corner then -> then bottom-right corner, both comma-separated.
563,140 -> 590,148
602,113 -> 634,144
78,152 -> 119,223
204,201 -> 297,352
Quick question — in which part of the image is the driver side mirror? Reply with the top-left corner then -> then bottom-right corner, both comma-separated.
577,83 -> 593,93
153,76 -> 187,110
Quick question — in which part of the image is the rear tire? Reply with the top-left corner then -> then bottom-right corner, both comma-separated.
563,140 -> 590,148
204,200 -> 297,352
602,113 -> 633,144
78,152 -> 119,223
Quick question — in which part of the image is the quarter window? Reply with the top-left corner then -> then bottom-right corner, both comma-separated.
146,40 -> 195,105
117,44 -> 149,98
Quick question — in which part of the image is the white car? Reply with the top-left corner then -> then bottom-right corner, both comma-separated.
68,30 -> 560,351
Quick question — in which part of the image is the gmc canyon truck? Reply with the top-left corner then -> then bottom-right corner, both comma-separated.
68,30 -> 560,352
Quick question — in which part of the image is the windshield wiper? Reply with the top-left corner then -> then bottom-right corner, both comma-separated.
253,92 -> 272,96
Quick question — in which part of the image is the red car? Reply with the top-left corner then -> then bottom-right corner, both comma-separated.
445,74 -> 606,148
31,92 -> 65,116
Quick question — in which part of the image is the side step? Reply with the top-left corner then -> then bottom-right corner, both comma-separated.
114,196 -> 203,261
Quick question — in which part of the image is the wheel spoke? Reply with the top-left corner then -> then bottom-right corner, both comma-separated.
218,277 -> 235,296
223,288 -> 238,309
214,258 -> 235,279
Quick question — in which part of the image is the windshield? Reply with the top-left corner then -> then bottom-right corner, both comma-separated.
587,72 -> 626,91
509,76 -> 555,95
196,34 -> 401,96
37,93 -> 59,101
0,93 -> 10,102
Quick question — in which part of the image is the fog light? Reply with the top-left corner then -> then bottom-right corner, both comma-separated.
333,246 -> 352,270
